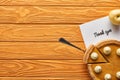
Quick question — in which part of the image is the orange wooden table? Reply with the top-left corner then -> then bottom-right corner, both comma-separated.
0,0 -> 119,80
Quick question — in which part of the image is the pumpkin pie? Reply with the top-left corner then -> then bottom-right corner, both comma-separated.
84,40 -> 120,80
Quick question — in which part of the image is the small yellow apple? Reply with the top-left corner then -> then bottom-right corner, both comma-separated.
109,9 -> 120,25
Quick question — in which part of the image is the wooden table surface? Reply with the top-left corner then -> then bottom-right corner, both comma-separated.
0,0 -> 119,80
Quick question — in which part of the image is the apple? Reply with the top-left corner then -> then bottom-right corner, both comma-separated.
109,9 -> 120,25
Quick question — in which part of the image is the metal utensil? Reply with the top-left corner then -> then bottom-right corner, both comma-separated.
59,38 -> 85,53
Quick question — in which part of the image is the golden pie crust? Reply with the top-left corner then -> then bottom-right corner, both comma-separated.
84,40 -> 120,80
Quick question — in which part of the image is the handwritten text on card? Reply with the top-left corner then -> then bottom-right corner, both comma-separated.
80,16 -> 120,48
94,29 -> 112,37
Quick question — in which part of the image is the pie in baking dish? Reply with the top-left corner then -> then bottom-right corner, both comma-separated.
84,40 -> 120,80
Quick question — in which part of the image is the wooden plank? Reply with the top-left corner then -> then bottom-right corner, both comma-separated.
0,76 -> 90,79
0,24 -> 82,41
0,0 -> 119,7
0,60 -> 90,79
0,6 -> 118,23
0,42 -> 85,60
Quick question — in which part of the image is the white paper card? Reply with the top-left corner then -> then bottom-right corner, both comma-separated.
80,16 -> 120,48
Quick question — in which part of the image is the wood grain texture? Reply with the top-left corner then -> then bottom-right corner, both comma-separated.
0,60 -> 90,78
0,24 -> 82,41
0,42 -> 85,60
0,77 -> 92,80
0,0 -> 116,79
0,0 -> 119,7
0,6 -> 118,23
